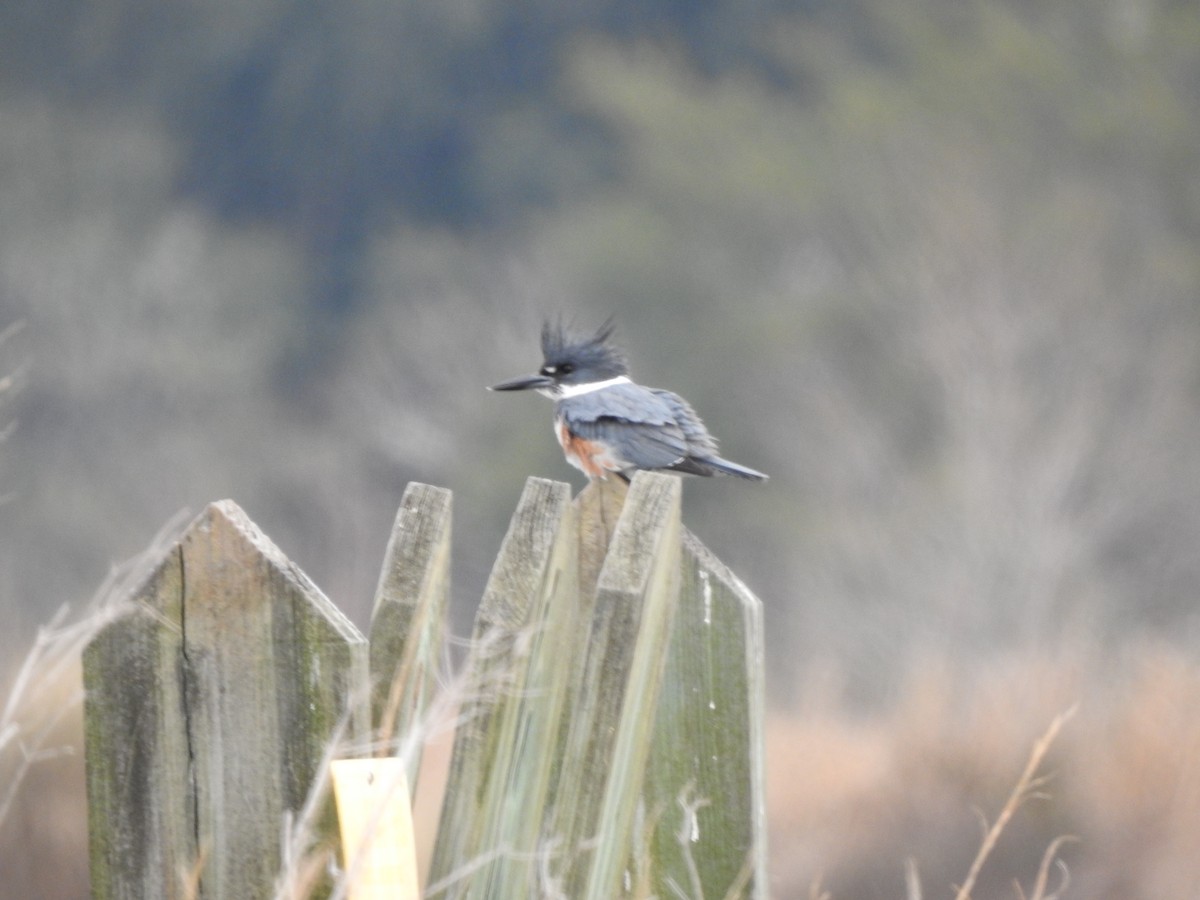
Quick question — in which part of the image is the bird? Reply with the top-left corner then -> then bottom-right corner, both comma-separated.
489,320 -> 768,483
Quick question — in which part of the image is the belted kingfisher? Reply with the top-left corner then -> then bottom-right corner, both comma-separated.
490,320 -> 768,483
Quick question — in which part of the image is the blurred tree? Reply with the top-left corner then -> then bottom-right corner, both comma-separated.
355,0 -> 1200,697
0,0 -> 1198,694
4,1 -> 1200,895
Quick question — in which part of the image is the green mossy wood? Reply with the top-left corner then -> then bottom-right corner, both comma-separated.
428,472 -> 767,899
83,480 -> 766,899
368,482 -> 452,786
83,501 -> 369,900
639,529 -> 769,898
427,477 -> 578,897
561,472 -> 683,899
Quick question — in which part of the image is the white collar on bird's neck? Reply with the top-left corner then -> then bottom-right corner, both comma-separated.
543,375 -> 632,399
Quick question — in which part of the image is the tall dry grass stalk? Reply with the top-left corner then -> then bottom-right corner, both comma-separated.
951,707 -> 1075,900
1017,835 -> 1076,900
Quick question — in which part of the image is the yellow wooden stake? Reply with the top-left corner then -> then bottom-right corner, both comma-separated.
331,758 -> 420,900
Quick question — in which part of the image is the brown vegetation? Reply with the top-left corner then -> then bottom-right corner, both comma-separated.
6,637 -> 1200,898
768,643 -> 1200,899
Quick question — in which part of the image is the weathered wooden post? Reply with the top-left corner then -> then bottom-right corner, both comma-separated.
83,477 -> 767,899
83,501 -> 369,899
550,471 -> 684,899
368,483 -> 452,781
427,477 -> 578,897
427,471 -> 768,898
639,530 -> 768,897
569,480 -> 769,898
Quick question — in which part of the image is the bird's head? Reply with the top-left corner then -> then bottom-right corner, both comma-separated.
490,318 -> 628,397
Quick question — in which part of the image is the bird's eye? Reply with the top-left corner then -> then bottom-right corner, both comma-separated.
559,363 -> 574,375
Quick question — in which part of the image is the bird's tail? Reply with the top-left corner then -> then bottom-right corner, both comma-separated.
701,456 -> 769,481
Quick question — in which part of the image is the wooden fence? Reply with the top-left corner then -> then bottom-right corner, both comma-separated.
83,471 -> 767,899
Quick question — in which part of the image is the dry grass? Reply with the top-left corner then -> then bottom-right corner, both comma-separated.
949,707 -> 1074,900
7,623 -> 1200,898
768,641 -> 1200,899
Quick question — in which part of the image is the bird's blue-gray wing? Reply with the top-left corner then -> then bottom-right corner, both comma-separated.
649,389 -> 720,457
557,384 -> 690,469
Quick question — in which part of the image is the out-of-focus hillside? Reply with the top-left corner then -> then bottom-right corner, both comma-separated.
2,0 -> 1200,896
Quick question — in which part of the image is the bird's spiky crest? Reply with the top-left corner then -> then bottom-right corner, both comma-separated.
540,317 -> 628,378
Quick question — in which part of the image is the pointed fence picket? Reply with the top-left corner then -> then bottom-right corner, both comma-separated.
83,472 -> 766,899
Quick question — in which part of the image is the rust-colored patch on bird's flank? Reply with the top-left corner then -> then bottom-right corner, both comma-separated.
557,421 -> 619,479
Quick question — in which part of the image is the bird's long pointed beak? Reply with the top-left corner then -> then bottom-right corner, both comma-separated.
488,373 -> 555,392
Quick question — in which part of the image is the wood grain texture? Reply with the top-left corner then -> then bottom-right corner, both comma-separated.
639,527 -> 769,899
368,483 -> 452,782
84,500 -> 369,900
428,477 -> 576,898
574,476 -> 629,601
84,550 -> 192,900
84,484 -> 768,900
546,471 -> 683,899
